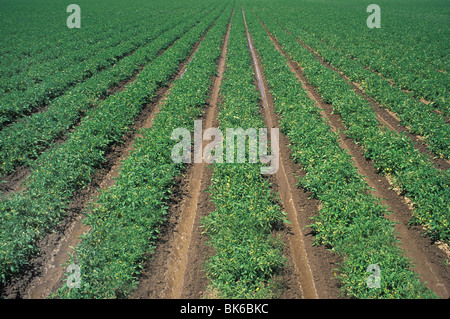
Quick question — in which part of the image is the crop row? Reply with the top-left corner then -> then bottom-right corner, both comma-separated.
244,8 -> 437,299
0,0 -> 189,85
2,11 -> 151,93
254,9 -> 450,245
200,10 -> 287,299
268,10 -> 450,158
55,4 -> 233,299
316,37 -> 450,119
0,3 -> 212,129
259,1 -> 449,114
0,5 -> 224,284
0,5 -> 217,176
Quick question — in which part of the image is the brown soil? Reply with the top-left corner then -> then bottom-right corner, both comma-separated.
0,24 -> 212,299
131,11 -> 233,299
180,163 -> 217,299
258,19 -> 450,299
0,165 -> 31,197
243,9 -> 342,299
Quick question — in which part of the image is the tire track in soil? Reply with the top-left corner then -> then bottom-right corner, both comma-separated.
259,19 -> 450,299
131,10 -> 233,300
0,24 -> 213,299
288,32 -> 449,170
243,9 -> 342,299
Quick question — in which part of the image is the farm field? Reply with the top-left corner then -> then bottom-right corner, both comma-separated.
0,0 -> 449,302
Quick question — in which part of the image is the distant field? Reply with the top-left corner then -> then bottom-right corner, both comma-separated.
0,0 -> 448,300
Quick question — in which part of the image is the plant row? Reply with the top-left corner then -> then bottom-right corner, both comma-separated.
254,0 -> 449,115
200,10 -> 287,299
55,4 -> 233,299
0,5 -> 225,284
0,6 -> 217,176
255,10 -> 450,245
244,8 -> 437,299
266,9 -> 450,158
2,12 -> 145,93
0,0 -> 193,90
0,3 -> 212,129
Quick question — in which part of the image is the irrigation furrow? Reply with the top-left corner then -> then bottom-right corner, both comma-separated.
173,11 -> 233,299
244,9 -> 322,299
256,17 -> 450,299
135,10 -> 233,300
0,17 -> 216,300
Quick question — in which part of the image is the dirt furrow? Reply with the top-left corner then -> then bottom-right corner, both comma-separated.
0,27 -> 211,299
180,13 -> 234,299
243,9 -> 341,299
288,31 -> 449,170
131,11 -> 233,300
260,21 -> 450,299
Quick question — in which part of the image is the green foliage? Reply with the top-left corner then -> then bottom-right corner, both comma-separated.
244,7 -> 438,298
201,10 -> 287,299
56,3 -> 233,298
0,2 -> 226,285
1,0 -> 446,300
0,4 -> 218,175
0,0 -> 194,128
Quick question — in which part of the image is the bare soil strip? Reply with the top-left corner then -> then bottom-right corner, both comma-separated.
0,27 -> 211,299
289,32 -> 449,170
0,165 -> 31,197
131,11 -> 233,300
243,9 -> 342,299
180,14 -> 234,299
261,22 -> 450,299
